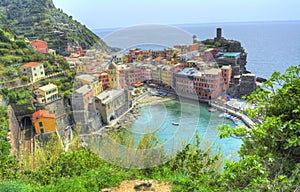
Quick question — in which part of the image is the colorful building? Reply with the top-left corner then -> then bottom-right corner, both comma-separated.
32,110 -> 56,135
99,71 -> 110,90
161,65 -> 172,87
221,65 -> 232,90
193,68 -> 224,99
151,65 -> 163,84
108,62 -> 119,89
75,74 -> 103,96
175,67 -> 224,100
20,62 -> 45,82
30,40 -> 48,54
34,83 -> 59,104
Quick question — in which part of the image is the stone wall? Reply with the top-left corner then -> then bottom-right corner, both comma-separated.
7,105 -> 21,156
45,98 -> 71,137
227,73 -> 257,98
239,73 -> 257,97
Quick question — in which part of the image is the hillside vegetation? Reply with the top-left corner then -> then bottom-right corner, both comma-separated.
0,0 -> 108,55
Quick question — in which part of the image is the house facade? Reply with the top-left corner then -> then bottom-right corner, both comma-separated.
34,83 -> 59,104
75,74 -> 103,96
175,67 -> 224,100
95,89 -> 130,125
20,62 -> 45,82
71,85 -> 98,133
32,110 -> 56,135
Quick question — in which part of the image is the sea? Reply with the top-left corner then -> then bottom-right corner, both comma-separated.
92,21 -> 300,160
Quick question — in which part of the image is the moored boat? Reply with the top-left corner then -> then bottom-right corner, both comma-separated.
172,122 -> 179,126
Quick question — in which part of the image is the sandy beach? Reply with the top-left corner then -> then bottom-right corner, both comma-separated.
118,93 -> 177,127
137,93 -> 177,107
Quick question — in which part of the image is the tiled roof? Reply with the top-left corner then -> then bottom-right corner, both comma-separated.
32,110 -> 55,122
31,40 -> 47,47
20,62 -> 43,68
31,40 -> 48,54
155,56 -> 163,61
76,74 -> 96,83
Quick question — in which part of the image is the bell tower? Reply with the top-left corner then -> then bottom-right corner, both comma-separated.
108,61 -> 119,89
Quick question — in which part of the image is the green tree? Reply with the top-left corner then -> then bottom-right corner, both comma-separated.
21,75 -> 29,82
0,107 -> 19,180
219,64 -> 300,191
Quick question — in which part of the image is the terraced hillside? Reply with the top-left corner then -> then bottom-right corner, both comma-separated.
0,0 -> 108,55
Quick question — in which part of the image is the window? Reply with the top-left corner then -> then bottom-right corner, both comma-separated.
39,122 -> 43,127
40,66 -> 43,69
34,73 -> 37,76
33,67 -> 36,70
41,72 -> 44,75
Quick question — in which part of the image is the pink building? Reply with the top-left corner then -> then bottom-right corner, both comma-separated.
135,64 -> 152,82
170,64 -> 184,88
118,70 -> 125,88
175,67 -> 224,100
175,68 -> 195,96
193,68 -> 223,99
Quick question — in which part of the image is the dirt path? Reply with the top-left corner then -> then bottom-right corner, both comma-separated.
101,180 -> 172,192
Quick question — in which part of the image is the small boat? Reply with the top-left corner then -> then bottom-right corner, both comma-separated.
208,108 -> 216,112
172,122 -> 179,126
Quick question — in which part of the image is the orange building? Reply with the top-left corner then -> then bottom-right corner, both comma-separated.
30,40 -> 48,54
221,65 -> 232,90
100,71 -> 110,90
32,110 -> 56,135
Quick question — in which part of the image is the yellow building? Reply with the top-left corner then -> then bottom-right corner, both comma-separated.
161,65 -> 172,86
151,65 -> 162,83
32,110 -> 56,135
108,61 -> 119,89
75,74 -> 103,96
34,83 -> 59,104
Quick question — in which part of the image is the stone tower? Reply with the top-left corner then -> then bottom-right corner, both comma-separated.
216,28 -> 222,40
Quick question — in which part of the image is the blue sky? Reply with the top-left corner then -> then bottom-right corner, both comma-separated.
53,0 -> 300,29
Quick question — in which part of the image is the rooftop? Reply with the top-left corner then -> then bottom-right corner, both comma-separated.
221,65 -> 232,70
177,67 -> 199,76
96,89 -> 124,105
76,74 -> 96,83
202,68 -> 221,75
38,83 -> 57,92
20,62 -> 43,68
74,85 -> 92,95
155,56 -> 163,61
32,110 -> 55,122
221,52 -> 241,57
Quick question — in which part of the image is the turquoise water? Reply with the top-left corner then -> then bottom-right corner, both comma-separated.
128,99 -> 243,160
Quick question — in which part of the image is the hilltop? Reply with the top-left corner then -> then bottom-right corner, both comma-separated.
0,0 -> 109,55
